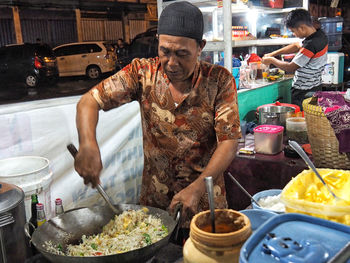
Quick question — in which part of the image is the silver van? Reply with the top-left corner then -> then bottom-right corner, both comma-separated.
53,42 -> 116,79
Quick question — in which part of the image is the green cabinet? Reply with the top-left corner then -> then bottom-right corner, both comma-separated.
237,78 -> 292,122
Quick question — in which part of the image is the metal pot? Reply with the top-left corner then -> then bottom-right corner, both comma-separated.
28,204 -> 180,263
258,106 -> 295,127
0,182 -> 30,263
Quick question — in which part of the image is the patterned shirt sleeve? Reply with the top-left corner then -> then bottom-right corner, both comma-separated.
214,67 -> 241,141
90,59 -> 142,111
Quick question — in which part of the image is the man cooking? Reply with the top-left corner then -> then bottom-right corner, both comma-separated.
73,1 -> 241,230
262,9 -> 328,109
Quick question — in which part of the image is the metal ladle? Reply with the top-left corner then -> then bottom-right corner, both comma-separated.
67,143 -> 120,215
204,177 -> 216,233
288,140 -> 343,202
228,172 -> 261,208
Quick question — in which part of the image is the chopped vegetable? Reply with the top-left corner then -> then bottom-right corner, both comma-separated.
57,244 -> 63,252
143,233 -> 152,245
161,224 -> 168,234
91,243 -> 98,250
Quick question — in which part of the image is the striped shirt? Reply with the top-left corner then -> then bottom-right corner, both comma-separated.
292,29 -> 328,90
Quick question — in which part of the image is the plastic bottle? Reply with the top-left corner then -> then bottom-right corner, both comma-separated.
55,198 -> 64,216
36,203 -> 46,227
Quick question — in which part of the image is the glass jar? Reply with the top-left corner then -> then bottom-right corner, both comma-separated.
286,117 -> 308,144
183,209 -> 251,263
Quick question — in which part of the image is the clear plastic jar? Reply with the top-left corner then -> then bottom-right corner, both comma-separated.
183,209 -> 251,263
286,117 -> 308,144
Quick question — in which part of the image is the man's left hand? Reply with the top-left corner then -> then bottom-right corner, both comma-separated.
169,180 -> 205,222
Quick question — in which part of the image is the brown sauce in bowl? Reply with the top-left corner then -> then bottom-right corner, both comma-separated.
200,223 -> 241,233
196,211 -> 246,233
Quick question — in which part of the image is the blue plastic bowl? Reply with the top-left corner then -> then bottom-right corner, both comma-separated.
252,189 -> 284,214
239,209 -> 277,232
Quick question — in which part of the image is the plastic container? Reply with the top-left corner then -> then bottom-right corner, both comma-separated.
319,17 -> 343,51
239,213 -> 350,263
286,117 -> 308,144
0,156 -> 53,221
183,209 -> 252,263
261,0 -> 284,8
254,125 -> 284,155
251,189 -> 284,214
232,67 -> 240,89
322,52 -> 345,85
281,169 -> 350,225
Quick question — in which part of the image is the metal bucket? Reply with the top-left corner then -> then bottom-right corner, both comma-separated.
0,182 -> 30,263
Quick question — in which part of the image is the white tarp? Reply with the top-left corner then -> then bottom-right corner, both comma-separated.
0,96 -> 143,219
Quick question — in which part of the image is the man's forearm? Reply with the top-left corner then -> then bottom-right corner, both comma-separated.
268,58 -> 299,73
76,92 -> 100,147
193,139 -> 238,193
270,42 -> 301,57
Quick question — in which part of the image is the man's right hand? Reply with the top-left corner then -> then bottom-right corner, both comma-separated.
74,143 -> 102,187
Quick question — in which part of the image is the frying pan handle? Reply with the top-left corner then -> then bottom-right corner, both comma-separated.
173,202 -> 182,222
67,143 -> 78,158
171,202 -> 183,243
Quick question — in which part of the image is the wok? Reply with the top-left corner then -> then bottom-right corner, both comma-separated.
29,204 -> 180,263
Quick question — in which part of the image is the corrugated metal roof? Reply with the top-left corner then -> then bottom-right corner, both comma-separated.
0,19 -> 15,46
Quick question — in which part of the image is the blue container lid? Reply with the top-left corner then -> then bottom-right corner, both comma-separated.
240,209 -> 277,232
240,213 -> 350,263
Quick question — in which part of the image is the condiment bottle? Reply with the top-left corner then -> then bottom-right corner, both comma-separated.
55,198 -> 64,216
183,209 -> 252,263
29,194 -> 38,232
29,194 -> 39,256
36,203 -> 46,227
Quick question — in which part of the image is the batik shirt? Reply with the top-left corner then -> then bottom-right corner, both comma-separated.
90,57 -> 240,220
292,29 -> 328,90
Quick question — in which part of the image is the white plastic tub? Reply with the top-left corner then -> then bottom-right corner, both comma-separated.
0,156 -> 53,221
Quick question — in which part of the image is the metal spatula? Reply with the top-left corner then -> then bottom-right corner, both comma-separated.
67,143 -> 120,215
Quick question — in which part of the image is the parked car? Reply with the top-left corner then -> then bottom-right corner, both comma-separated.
0,43 -> 58,88
116,28 -> 158,70
53,42 -> 116,79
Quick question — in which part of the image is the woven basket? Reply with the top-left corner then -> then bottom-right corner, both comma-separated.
303,97 -> 350,169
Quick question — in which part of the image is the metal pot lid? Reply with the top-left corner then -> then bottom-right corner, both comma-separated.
0,182 -> 24,214
256,102 -> 300,112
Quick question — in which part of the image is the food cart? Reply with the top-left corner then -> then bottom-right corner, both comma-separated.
1,0 -> 350,262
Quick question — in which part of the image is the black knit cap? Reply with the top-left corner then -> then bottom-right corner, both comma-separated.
158,1 -> 204,41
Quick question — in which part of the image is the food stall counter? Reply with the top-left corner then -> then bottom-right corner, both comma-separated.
224,140 -> 307,211
238,77 -> 293,122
